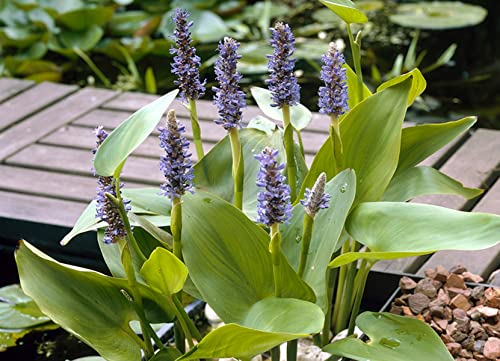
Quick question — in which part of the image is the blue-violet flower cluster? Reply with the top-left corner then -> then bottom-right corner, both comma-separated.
318,43 -> 349,117
255,147 -> 293,226
300,172 -> 330,218
213,37 -> 246,130
266,22 -> 300,108
159,110 -> 194,200
93,126 -> 130,244
170,9 -> 206,101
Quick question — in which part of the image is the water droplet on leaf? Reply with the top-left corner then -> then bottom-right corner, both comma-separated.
379,337 -> 400,349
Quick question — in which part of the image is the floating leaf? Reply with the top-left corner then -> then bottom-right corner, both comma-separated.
0,284 -> 50,329
56,6 -> 114,31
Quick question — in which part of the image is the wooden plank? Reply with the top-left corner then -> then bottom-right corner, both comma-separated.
0,78 -> 34,103
7,144 -> 167,185
0,190 -> 86,228
0,82 -> 77,132
417,180 -> 500,277
0,165 -> 147,203
0,88 -> 117,161
372,129 -> 500,273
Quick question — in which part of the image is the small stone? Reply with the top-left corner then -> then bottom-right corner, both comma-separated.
430,305 -> 445,318
483,337 -> 500,360
204,304 -> 222,325
390,304 -> 403,315
435,318 -> 449,331
477,306 -> 499,318
416,279 -> 437,298
448,287 -> 472,299
458,348 -> 472,358
461,335 -> 475,350
441,334 -> 454,343
450,265 -> 468,274
470,310 -> 482,321
485,288 -> 500,308
446,274 -> 466,290
437,288 -> 451,304
394,297 -> 407,306
473,340 -> 486,353
435,265 -> 450,283
451,294 -> 471,311
402,306 -> 413,317
483,322 -> 500,338
474,354 -> 487,361
462,272 -> 484,284
472,286 -> 486,301
408,293 -> 430,314
453,308 -> 469,321
425,268 -> 437,279
399,276 -> 417,291
446,342 -> 462,356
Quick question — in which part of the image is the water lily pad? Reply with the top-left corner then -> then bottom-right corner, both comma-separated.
390,2 -> 487,30
0,284 -> 51,329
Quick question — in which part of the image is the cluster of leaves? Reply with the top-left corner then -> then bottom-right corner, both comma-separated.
11,1 -> 499,361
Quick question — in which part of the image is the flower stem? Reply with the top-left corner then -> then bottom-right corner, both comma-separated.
346,25 -> 364,103
188,98 -> 204,160
322,268 -> 338,346
282,104 -> 297,201
287,340 -> 298,361
297,213 -> 314,278
270,224 -> 282,297
347,260 -> 372,335
271,346 -> 280,361
295,129 -> 305,157
229,128 -> 244,210
332,241 -> 349,333
169,296 -> 195,349
329,115 -> 343,174
171,198 -> 182,261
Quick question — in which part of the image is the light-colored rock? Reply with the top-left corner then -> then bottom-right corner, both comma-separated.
483,337 -> 500,360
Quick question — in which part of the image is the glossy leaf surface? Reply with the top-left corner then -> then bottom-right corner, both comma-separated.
182,191 -> 315,323
180,297 -> 324,360
377,68 -> 426,106
140,248 -> 187,296
319,0 -> 368,24
324,312 -> 454,361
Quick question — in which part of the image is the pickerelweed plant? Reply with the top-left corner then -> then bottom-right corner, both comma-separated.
15,2 -> 500,361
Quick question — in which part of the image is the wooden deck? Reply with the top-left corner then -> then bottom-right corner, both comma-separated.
0,78 -> 499,279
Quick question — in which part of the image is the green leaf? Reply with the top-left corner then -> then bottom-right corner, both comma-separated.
382,166 -> 483,202
334,202 -> 500,266
94,89 -> 178,176
128,213 -> 172,249
108,11 -> 152,36
180,297 -> 324,360
341,78 -> 411,204
15,241 -> 175,361
182,191 -> 315,323
194,127 -> 287,220
250,87 -> 312,131
160,9 -> 227,43
329,250 -> 432,268
58,25 -> 104,51
123,188 -> 172,216
281,169 -> 356,311
0,284 -> 50,329
377,68 -> 426,106
389,2 -> 487,30
56,6 -> 114,31
149,347 -> 182,361
140,248 -> 187,296
345,64 -> 372,109
60,201 -> 103,246
396,117 -> 476,174
324,312 -> 454,361
319,0 -> 368,24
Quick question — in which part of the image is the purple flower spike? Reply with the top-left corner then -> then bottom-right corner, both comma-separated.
159,110 -> 194,200
93,126 -> 130,244
255,147 -> 292,226
318,43 -> 349,117
300,172 -> 330,218
266,22 -> 301,108
213,37 -> 246,131
170,8 -> 206,101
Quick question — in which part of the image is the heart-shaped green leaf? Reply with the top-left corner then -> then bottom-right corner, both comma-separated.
58,25 -> 104,51
324,312 -> 454,361
396,117 -> 476,174
56,6 -> 114,31
377,68 -> 426,106
250,87 -> 312,131
94,89 -> 178,176
382,166 -> 483,202
281,169 -> 356,311
180,297 -> 324,360
319,0 -> 368,24
16,241 -> 175,361
182,191 -> 315,323
140,248 -> 187,296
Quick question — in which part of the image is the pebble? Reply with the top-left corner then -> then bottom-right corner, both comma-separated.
450,294 -> 471,311
399,276 -> 417,291
477,305 -> 498,318
408,293 -> 430,314
446,274 -> 466,290
483,337 -> 500,360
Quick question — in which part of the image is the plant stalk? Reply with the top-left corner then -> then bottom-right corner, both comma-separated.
287,340 -> 298,361
229,128 -> 244,210
282,105 -> 297,201
271,346 -> 280,361
270,224 -> 282,298
332,241 -> 349,333
346,25 -> 364,103
297,214 -> 314,278
329,115 -> 343,174
188,98 -> 204,160
347,260 -> 372,335
321,267 -> 338,346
